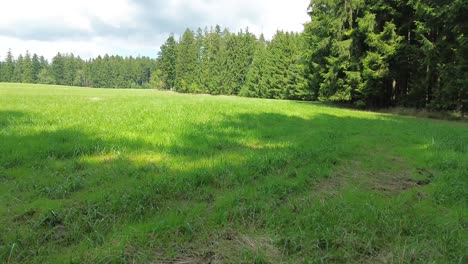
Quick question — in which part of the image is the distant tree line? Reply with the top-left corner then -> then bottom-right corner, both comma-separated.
0,50 -> 156,88
0,0 -> 465,112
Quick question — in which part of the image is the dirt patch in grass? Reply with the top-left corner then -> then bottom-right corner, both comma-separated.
372,176 -> 431,193
369,166 -> 433,194
156,229 -> 281,263
13,210 -> 37,223
318,157 -> 433,196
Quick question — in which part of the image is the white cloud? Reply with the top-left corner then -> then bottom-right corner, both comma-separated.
0,0 -> 310,60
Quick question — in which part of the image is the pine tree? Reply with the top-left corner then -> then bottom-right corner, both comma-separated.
13,54 -> 24,83
22,51 -> 34,83
222,29 -> 257,95
51,53 -> 65,85
192,28 -> 205,93
263,31 -> 300,99
63,53 -> 77,86
220,30 -> 237,94
31,53 -> 42,83
1,50 -> 15,82
285,34 -> 311,100
357,15 -> 401,107
201,26 -> 224,94
240,34 -> 268,97
175,29 -> 198,92
157,35 -> 178,90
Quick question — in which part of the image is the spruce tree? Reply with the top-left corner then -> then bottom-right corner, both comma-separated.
221,31 -> 237,95
158,35 -> 178,90
285,34 -> 311,100
31,53 -> 42,83
240,34 -> 268,98
1,50 -> 15,82
175,29 -> 198,92
22,51 -> 34,83
201,25 -> 224,94
13,54 -> 24,83
51,53 -> 65,85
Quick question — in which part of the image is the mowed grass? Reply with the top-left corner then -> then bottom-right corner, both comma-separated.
0,83 -> 467,263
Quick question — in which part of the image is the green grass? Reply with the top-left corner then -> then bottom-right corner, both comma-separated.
0,83 -> 467,263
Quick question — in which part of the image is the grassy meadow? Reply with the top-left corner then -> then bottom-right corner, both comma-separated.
0,83 -> 467,263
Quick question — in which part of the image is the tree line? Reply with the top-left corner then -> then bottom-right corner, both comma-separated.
155,0 -> 466,113
0,0 -> 465,112
0,50 -> 156,88
155,26 -> 310,100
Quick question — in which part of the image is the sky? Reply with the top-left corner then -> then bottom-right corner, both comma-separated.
0,0 -> 310,60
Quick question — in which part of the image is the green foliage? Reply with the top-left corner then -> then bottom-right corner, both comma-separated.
175,29 -> 198,92
155,26 -> 310,98
2,1 -> 466,112
157,34 -> 177,89
1,51 -> 156,88
31,53 -> 42,83
263,31 -> 311,100
0,50 -> 15,82
201,25 -> 225,94
12,54 -> 24,83
37,68 -> 55,84
240,34 -> 268,98
21,51 -> 34,83
305,0 -> 466,112
149,69 -> 165,89
51,52 -> 65,85
2,26 -> 311,101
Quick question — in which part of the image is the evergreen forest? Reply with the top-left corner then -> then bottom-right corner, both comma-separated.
0,0 -> 466,113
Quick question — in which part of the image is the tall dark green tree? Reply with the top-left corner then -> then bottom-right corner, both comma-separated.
221,29 -> 257,95
157,34 -> 178,89
31,53 -> 42,83
22,51 -> 34,83
175,29 -> 198,92
1,50 -> 15,82
13,54 -> 24,83
63,53 -> 77,86
51,53 -> 65,85
262,31 -> 309,99
240,34 -> 268,97
284,34 -> 310,100
201,25 -> 224,94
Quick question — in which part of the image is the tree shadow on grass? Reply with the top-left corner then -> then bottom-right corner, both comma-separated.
1,109 -> 464,262
0,108 -> 406,168
0,108 -> 425,205
0,126 -> 152,169
0,111 -> 31,129
2,107 -> 453,204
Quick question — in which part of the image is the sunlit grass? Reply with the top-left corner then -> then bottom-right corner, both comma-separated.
1,83 -> 467,263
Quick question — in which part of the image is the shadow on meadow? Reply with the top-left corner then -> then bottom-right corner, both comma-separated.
1,109 -> 465,262
0,111 -> 30,128
1,110 -> 375,169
